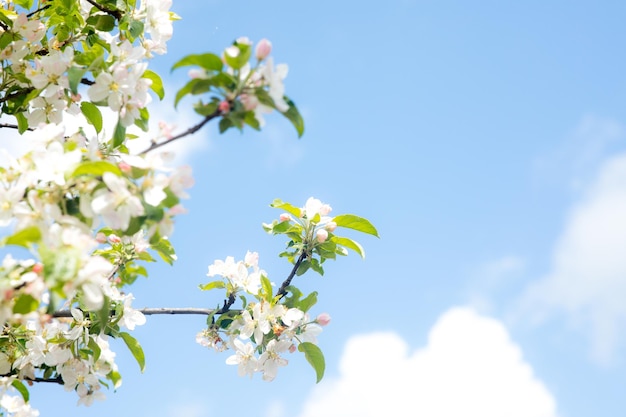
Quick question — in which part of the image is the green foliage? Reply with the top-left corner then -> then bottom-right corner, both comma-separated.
333,214 -> 380,237
119,332 -> 146,372
298,342 -> 325,383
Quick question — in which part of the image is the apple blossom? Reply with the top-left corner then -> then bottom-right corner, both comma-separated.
316,312 -> 332,326
255,38 -> 272,60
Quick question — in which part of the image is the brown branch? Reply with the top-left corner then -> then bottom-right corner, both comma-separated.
27,4 -> 51,18
139,110 -> 221,154
85,0 -> 123,20
0,123 -> 34,131
52,307 -> 218,318
276,252 -> 307,299
0,87 -> 34,104
27,376 -> 63,385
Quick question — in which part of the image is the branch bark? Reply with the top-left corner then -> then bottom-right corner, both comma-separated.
139,110 -> 222,154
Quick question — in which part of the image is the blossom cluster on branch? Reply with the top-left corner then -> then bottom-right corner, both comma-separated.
0,0 -> 376,415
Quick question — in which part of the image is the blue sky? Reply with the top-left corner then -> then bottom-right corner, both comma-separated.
8,0 -> 626,416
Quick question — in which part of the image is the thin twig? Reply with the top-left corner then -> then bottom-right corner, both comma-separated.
139,110 -> 221,154
85,0 -> 123,20
276,252 -> 307,299
0,123 -> 33,131
27,376 -> 63,385
52,307 -> 218,318
0,87 -> 34,104
27,4 -> 51,18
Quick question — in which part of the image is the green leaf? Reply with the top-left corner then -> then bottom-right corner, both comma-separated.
15,112 -> 29,134
120,332 -> 145,372
219,117 -> 233,134
1,226 -> 41,247
87,14 -> 116,32
298,342 -> 325,383
13,294 -> 38,314
128,19 -> 144,39
330,236 -> 365,258
282,97 -> 305,138
112,121 -> 126,149
260,274 -> 273,301
223,42 -> 251,70
171,53 -> 223,72
11,380 -> 29,403
71,160 -> 122,178
299,291 -> 318,312
143,69 -> 164,100
40,246 -> 81,285
310,258 -> 324,275
199,280 -> 226,291
107,370 -> 123,389
13,0 -> 33,9
88,336 -> 102,363
151,238 -> 176,265
332,214 -> 379,237
270,199 -> 302,218
81,101 -> 103,133
68,67 -> 87,95
296,260 -> 310,276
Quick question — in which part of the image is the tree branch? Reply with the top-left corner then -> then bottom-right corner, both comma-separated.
276,252 -> 307,299
139,110 -> 221,154
0,87 -> 34,104
85,0 -> 123,20
52,307 -> 219,318
0,123 -> 33,131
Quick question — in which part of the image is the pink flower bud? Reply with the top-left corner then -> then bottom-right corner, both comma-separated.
32,263 -> 44,274
219,100 -> 230,113
240,94 -> 258,111
316,229 -> 328,243
188,69 -> 206,79
325,221 -> 337,232
320,204 -> 332,216
279,213 -> 291,222
118,161 -> 132,173
109,234 -> 121,244
316,313 -> 331,326
95,232 -> 107,243
255,38 -> 272,60
289,344 -> 297,353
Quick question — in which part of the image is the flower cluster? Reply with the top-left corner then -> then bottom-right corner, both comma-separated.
0,0 -> 374,414
173,37 -> 304,136
198,197 -> 377,382
199,252 -> 328,381
0,0 -> 175,132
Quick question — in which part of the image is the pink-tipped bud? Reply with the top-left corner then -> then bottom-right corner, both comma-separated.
188,69 -> 206,79
279,213 -> 291,222
109,234 -> 121,244
118,161 -> 132,173
219,100 -> 230,113
316,313 -> 331,326
32,263 -> 44,274
289,344 -> 297,353
255,38 -> 272,60
316,229 -> 328,243
240,94 -> 259,111
325,221 -> 337,232
320,204 -> 332,216
95,232 -> 107,243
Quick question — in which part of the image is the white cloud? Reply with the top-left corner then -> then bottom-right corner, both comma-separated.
521,152 -> 626,363
533,115 -> 624,191
297,307 -> 557,417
